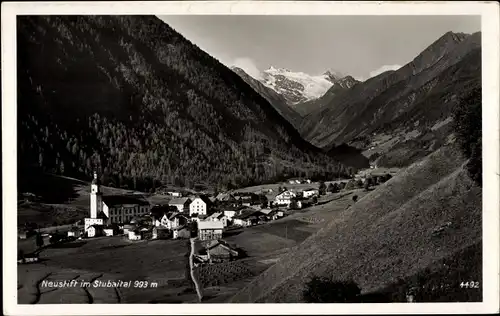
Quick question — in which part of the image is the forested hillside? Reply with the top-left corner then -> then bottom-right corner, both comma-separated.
231,66 -> 303,130
18,15 -> 354,192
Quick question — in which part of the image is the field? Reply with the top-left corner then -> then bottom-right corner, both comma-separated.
18,236 -> 197,303
230,145 -> 482,303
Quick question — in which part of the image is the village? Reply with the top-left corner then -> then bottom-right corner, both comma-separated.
17,168 -> 396,302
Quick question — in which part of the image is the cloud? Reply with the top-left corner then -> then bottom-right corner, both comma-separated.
231,57 -> 263,80
369,64 -> 402,79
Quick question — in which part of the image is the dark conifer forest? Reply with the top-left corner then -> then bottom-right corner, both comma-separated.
18,15 -> 356,192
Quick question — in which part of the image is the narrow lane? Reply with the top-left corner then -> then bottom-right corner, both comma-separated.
189,237 -> 203,302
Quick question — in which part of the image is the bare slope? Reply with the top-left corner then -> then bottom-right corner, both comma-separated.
230,145 -> 481,302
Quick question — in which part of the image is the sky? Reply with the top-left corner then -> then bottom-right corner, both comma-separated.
158,15 -> 480,81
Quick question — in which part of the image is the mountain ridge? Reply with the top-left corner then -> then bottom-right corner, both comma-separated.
299,31 -> 481,167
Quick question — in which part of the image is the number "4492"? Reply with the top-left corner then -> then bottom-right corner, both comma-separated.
460,281 -> 480,289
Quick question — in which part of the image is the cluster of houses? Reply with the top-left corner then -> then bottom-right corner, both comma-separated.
65,173 -> 323,242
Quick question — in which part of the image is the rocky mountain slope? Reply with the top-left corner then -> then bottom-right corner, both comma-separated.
231,66 -> 303,130
230,144 -> 482,302
17,15 -> 358,192
289,75 -> 360,116
259,67 -> 342,105
300,31 -> 481,167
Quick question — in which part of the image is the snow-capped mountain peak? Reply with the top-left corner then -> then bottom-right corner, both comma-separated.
232,64 -> 356,105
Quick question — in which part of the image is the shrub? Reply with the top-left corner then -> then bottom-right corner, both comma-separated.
352,195 -> 358,202
327,182 -> 339,193
318,181 -> 326,195
344,180 -> 357,190
302,276 -> 361,303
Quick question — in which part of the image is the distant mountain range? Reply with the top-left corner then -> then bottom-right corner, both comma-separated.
17,15 -> 366,192
233,66 -> 358,106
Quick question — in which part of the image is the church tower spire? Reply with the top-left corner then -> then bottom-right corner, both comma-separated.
90,170 -> 102,218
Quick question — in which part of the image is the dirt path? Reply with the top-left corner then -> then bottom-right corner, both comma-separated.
189,238 -> 203,302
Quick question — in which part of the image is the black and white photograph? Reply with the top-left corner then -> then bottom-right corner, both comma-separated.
2,1 -> 499,315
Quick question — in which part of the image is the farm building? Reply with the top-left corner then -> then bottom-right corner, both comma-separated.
170,197 -> 192,213
274,190 -> 297,206
198,221 -> 224,241
204,240 -> 239,263
18,253 -> 39,264
168,191 -> 182,197
18,230 -> 28,239
173,226 -> 191,239
87,224 -> 104,238
301,188 -> 319,198
152,227 -> 171,239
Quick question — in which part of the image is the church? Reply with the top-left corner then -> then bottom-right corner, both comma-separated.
84,172 -> 152,235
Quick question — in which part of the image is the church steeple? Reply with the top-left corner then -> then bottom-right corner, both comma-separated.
92,171 -> 101,185
90,171 -> 102,218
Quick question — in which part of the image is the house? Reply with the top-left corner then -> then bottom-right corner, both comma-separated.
223,209 -> 237,219
152,226 -> 171,239
128,229 -> 142,241
302,188 -> 319,198
274,190 -> 297,206
67,227 -> 83,238
198,221 -> 224,241
232,209 -> 258,227
154,211 -> 188,230
170,198 -> 192,213
168,191 -> 182,197
189,196 -> 211,216
87,224 -> 104,238
215,193 -> 236,203
123,224 -> 135,235
103,227 -> 114,237
173,226 -> 191,239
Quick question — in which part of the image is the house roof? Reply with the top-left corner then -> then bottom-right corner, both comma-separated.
170,197 -> 191,205
275,190 -> 296,198
193,195 -> 212,205
259,208 -> 273,215
102,195 -> 150,207
302,188 -> 318,192
206,212 -> 222,220
198,220 -> 224,230
233,209 -> 258,220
